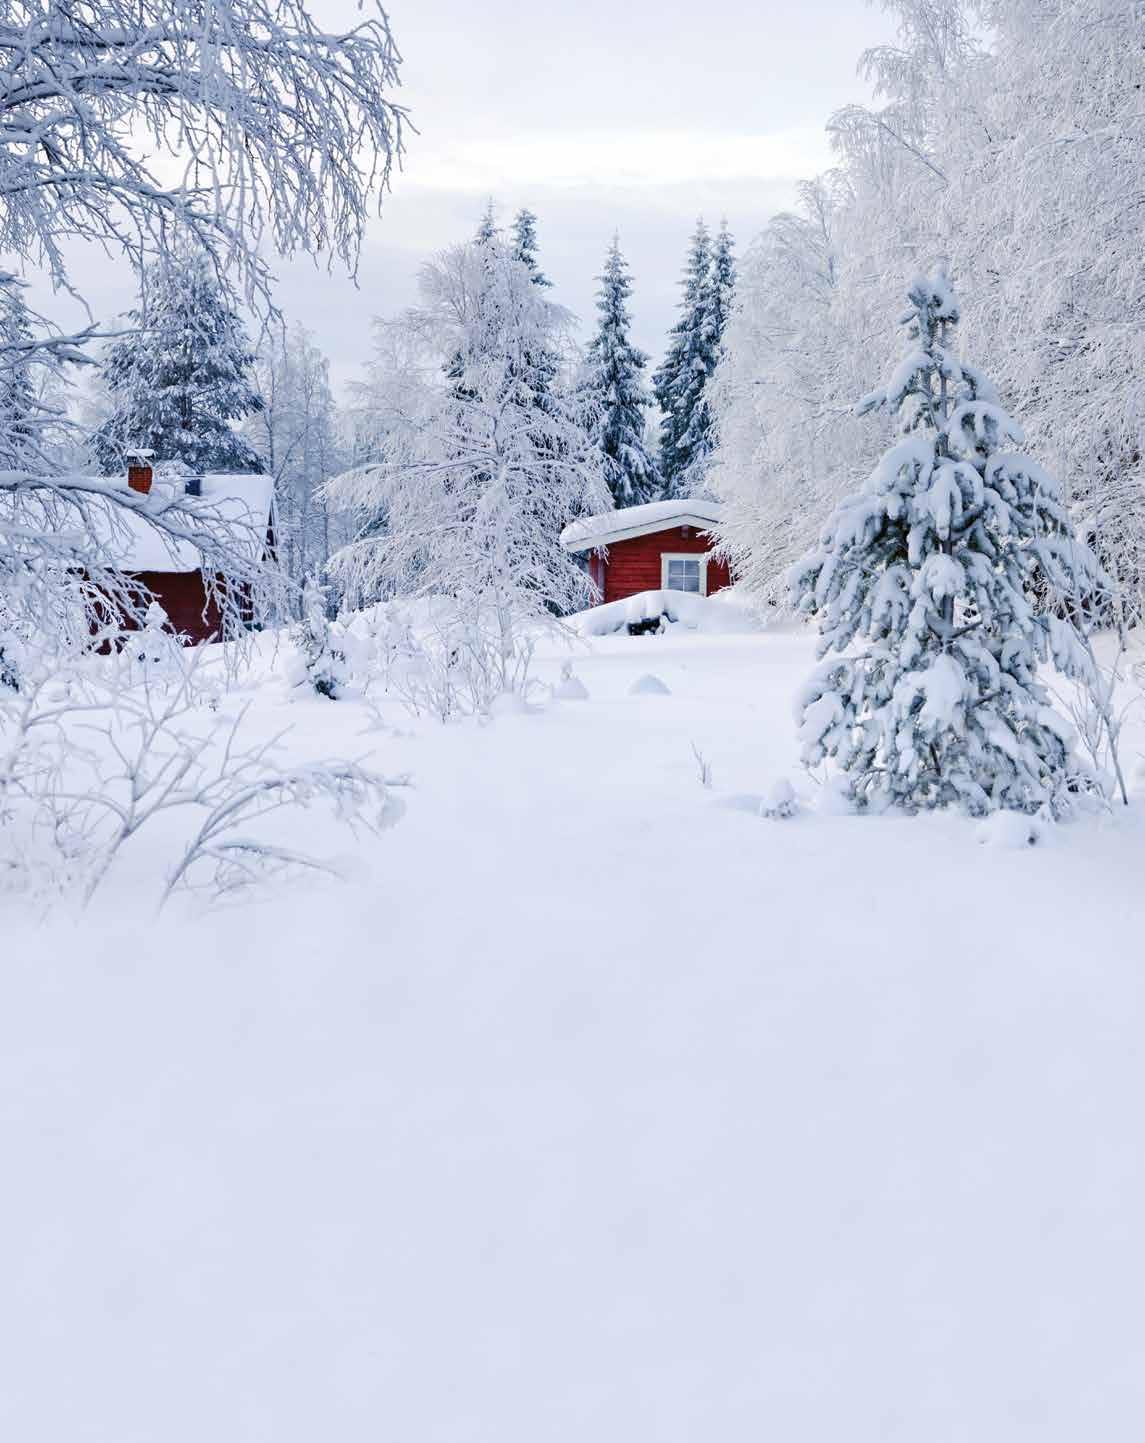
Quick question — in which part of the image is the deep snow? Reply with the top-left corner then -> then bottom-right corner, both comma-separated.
4,620 -> 1145,1441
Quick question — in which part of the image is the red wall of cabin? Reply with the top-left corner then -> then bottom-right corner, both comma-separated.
599,526 -> 731,605
130,570 -> 226,644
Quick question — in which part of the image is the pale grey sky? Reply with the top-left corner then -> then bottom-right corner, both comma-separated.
52,0 -> 900,392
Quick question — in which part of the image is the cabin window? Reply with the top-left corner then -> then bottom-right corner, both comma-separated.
662,554 -> 706,595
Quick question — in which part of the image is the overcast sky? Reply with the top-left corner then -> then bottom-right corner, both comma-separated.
57,0 -> 900,393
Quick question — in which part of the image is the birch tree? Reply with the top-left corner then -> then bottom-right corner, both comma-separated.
327,240 -> 609,706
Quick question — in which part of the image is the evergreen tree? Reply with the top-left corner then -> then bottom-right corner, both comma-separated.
0,276 -> 37,469
653,219 -> 713,495
674,220 -> 736,495
707,220 -> 736,357
583,236 -> 661,507
511,208 -> 551,288
94,252 -> 263,474
791,269 -> 1107,817
501,207 -> 559,423
475,199 -> 498,245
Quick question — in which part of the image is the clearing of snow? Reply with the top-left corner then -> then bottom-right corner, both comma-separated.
4,620 -> 1145,1441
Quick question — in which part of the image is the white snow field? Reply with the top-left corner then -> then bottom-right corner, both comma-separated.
5,617 -> 1145,1442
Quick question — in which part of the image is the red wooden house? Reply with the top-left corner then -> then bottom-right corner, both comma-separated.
91,456 -> 276,645
560,498 -> 731,605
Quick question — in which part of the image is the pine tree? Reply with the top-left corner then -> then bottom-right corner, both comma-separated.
653,219 -> 713,496
511,208 -> 551,288
503,207 -> 559,423
674,220 -> 736,495
475,200 -> 498,245
0,275 -> 37,470
791,269 -> 1107,817
94,252 -> 263,474
583,236 -> 661,507
707,220 -> 736,357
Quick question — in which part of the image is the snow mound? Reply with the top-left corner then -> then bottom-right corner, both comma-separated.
573,588 -> 760,638
553,663 -> 589,701
815,775 -> 856,816
977,811 -> 1043,848
629,673 -> 671,696
761,777 -> 798,819
486,690 -> 533,719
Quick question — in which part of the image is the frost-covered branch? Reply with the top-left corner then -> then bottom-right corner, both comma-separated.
0,0 -> 406,304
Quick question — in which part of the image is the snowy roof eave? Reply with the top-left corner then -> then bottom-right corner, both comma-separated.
86,473 -> 275,574
560,497 -> 721,553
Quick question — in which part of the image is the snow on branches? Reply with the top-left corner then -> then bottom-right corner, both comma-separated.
0,0 -> 406,303
94,250 -> 264,475
582,236 -> 661,507
791,270 -> 1107,817
327,238 -> 609,710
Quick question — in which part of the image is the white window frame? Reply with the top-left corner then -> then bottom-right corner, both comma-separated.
661,553 -> 708,596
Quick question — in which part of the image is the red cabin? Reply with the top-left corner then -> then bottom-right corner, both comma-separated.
560,498 -> 731,606
88,457 -> 276,645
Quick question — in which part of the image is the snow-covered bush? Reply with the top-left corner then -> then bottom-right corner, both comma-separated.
0,648 -> 399,908
791,270 -> 1106,817
290,581 -> 353,700
120,601 -> 187,686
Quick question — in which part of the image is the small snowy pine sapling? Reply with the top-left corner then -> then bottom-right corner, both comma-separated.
791,269 -> 1107,817
292,580 -> 350,700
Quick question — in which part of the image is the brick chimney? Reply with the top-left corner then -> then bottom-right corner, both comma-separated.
127,449 -> 154,495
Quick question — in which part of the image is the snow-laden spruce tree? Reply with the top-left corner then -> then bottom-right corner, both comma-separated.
511,209 -> 552,288
791,269 -> 1107,817
326,238 -> 609,708
583,236 -> 661,507
706,222 -> 737,353
674,220 -> 736,497
653,220 -> 714,497
475,201 -> 499,246
94,252 -> 263,474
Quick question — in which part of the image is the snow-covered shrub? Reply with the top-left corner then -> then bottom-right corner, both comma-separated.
791,270 -> 1106,817
290,581 -> 355,700
0,648 -> 399,908
112,600 -> 192,695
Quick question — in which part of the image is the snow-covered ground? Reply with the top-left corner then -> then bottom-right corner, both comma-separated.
5,619 -> 1145,1441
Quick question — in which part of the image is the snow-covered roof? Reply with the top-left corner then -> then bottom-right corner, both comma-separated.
90,473 -> 275,574
560,497 -> 721,552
